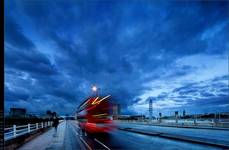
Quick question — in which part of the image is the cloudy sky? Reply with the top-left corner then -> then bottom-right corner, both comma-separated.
4,0 -> 229,116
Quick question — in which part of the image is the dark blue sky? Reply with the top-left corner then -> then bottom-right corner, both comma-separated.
4,0 -> 229,116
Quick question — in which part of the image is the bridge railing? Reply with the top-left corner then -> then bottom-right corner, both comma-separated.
4,121 -> 53,141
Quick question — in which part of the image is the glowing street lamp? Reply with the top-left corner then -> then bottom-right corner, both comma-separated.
92,85 -> 99,96
92,86 -> 97,92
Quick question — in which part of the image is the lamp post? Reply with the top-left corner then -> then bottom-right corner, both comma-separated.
92,85 -> 99,96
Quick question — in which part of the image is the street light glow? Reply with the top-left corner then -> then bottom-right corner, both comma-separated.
92,86 -> 97,92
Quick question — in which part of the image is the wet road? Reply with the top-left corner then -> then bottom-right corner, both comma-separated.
117,122 -> 229,144
65,120 -> 223,150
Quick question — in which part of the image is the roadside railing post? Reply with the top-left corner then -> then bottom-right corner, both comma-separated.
13,125 -> 17,137
41,122 -> 43,128
28,124 -> 30,133
36,123 -> 38,130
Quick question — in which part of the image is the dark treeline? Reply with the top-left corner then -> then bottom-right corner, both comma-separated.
4,110 -> 64,127
5,117 -> 52,127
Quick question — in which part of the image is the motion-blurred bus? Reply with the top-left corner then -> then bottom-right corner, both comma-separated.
76,95 -> 115,134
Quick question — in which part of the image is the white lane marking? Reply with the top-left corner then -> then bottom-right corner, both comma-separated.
74,125 -> 80,129
70,120 -> 81,129
68,121 -> 87,150
70,122 -> 80,130
94,138 -> 111,150
80,137 -> 92,150
69,121 -> 109,150
70,124 -> 79,135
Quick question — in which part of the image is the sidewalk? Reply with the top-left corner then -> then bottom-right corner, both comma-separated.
17,122 -> 66,150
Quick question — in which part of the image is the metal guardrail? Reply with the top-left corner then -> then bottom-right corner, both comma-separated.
4,121 -> 53,141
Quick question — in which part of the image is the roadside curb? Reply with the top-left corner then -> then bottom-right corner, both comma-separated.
119,127 -> 229,149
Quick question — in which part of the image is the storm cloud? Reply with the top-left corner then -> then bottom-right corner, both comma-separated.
4,0 -> 229,116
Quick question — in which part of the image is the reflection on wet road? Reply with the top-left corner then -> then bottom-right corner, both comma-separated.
65,120 -> 223,150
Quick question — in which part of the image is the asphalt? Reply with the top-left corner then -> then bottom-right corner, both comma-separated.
63,120 -> 85,150
17,120 -> 228,150
118,121 -> 229,130
117,122 -> 229,146
67,120 -> 224,150
118,127 -> 229,149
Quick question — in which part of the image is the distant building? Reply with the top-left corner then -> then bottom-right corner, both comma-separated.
40,110 -> 55,119
9,108 -> 26,118
112,104 -> 120,120
183,110 -> 186,117
26,114 -> 38,118
112,104 -> 120,115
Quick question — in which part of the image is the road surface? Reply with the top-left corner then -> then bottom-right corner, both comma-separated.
117,122 -> 229,145
18,120 -> 227,150
65,120 -> 224,150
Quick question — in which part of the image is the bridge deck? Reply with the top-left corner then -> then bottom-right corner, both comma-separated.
16,120 -> 228,150
17,122 -> 67,150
